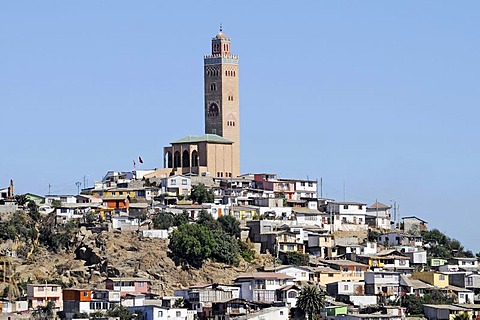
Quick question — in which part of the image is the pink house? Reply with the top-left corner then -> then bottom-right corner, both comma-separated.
27,284 -> 63,311
105,277 -> 151,296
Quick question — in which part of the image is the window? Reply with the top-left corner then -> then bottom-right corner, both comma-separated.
344,285 -> 349,290
182,179 -> 187,185
83,291 -> 88,297
301,272 -> 306,277
280,311 -> 284,315
399,260 -> 406,265
211,83 -> 216,91
328,273 -> 334,277
343,205 -> 349,209
301,182 -> 305,187
38,287 -> 44,292
343,267 -> 349,272
138,282 -> 144,287
308,182 -> 313,187
359,205 -> 363,210
37,298 -> 43,302
52,286 -> 57,291
287,291 -> 297,298
439,275 -> 445,280
158,311 -> 163,317
176,311 -> 181,317
170,179 -> 176,185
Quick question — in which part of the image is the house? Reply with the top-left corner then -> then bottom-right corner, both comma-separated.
0,299 -> 28,314
402,216 -> 428,235
365,201 -> 392,230
364,271 -> 402,303
127,303 -> 193,320
444,285 -> 474,304
377,232 -> 423,247
423,304 -> 472,320
174,283 -> 240,317
326,281 -> 377,307
411,271 -> 449,288
400,274 -> 435,296
279,178 -> 317,201
310,260 -> 369,285
253,174 -> 295,200
404,250 -> 428,268
27,283 -> 63,311
160,175 -> 191,198
440,258 -> 480,272
333,314 -> 402,320
0,180 -> 14,200
63,288 -> 121,319
212,300 -> 289,320
276,230 -> 305,255
430,258 -> 449,269
292,207 -> 329,229
306,232 -> 334,258
271,265 -> 311,283
105,277 -> 151,296
233,272 -> 295,304
327,202 -> 368,230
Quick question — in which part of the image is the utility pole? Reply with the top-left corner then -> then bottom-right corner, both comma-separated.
320,177 -> 323,198
48,183 -> 51,195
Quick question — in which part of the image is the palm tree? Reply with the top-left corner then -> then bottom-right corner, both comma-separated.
296,285 -> 325,320
453,313 -> 471,320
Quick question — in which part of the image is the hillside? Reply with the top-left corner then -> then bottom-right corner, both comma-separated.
1,228 -> 270,297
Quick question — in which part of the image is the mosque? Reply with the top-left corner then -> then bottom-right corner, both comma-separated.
158,29 -> 241,178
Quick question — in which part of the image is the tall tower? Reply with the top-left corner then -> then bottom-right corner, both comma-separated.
204,28 -> 240,176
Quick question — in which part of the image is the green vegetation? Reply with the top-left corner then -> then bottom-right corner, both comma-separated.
284,252 -> 310,266
401,289 -> 454,315
168,213 -> 253,268
422,229 -> 475,259
190,184 -> 214,204
218,214 -> 241,238
297,285 -> 325,320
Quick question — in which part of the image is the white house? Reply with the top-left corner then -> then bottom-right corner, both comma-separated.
364,271 -> 402,302
128,304 -> 194,320
233,272 -> 295,304
160,175 -> 191,197
273,265 -> 312,283
327,202 -> 367,228
366,201 -> 391,230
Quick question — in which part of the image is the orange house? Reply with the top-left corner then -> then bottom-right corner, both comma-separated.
102,195 -> 129,212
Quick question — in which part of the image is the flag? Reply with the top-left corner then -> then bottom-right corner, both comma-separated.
139,156 -> 144,164
133,160 -> 136,168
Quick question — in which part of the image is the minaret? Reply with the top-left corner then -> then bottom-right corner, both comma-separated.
204,27 -> 240,176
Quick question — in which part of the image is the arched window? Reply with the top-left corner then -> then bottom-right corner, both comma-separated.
288,291 -> 297,298
166,151 -> 172,168
173,151 -> 181,168
233,71 -> 236,77
191,150 -> 198,167
210,83 -> 216,91
225,70 -> 228,76
208,103 -> 219,117
182,150 -> 190,168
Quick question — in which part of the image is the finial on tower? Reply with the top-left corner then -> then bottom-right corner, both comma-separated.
220,23 -> 223,33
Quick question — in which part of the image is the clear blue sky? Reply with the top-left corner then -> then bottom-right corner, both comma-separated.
2,2 -> 479,251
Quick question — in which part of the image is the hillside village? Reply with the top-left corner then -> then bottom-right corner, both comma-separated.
0,172 -> 479,320
2,27 -> 478,320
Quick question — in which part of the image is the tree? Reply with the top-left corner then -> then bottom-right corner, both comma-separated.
168,223 -> 216,268
211,232 -> 240,266
401,294 -> 424,315
196,209 -> 221,230
107,305 -> 134,320
190,184 -> 214,204
218,215 -> 241,238
297,286 -> 325,320
173,210 -> 190,226
14,194 -> 29,206
285,252 -> 310,266
153,211 -> 174,229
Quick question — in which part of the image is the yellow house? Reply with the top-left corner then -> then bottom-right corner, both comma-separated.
310,260 -> 368,286
277,231 -> 305,254
411,271 -> 449,288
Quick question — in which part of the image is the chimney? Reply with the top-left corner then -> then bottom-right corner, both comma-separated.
8,179 -> 14,198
